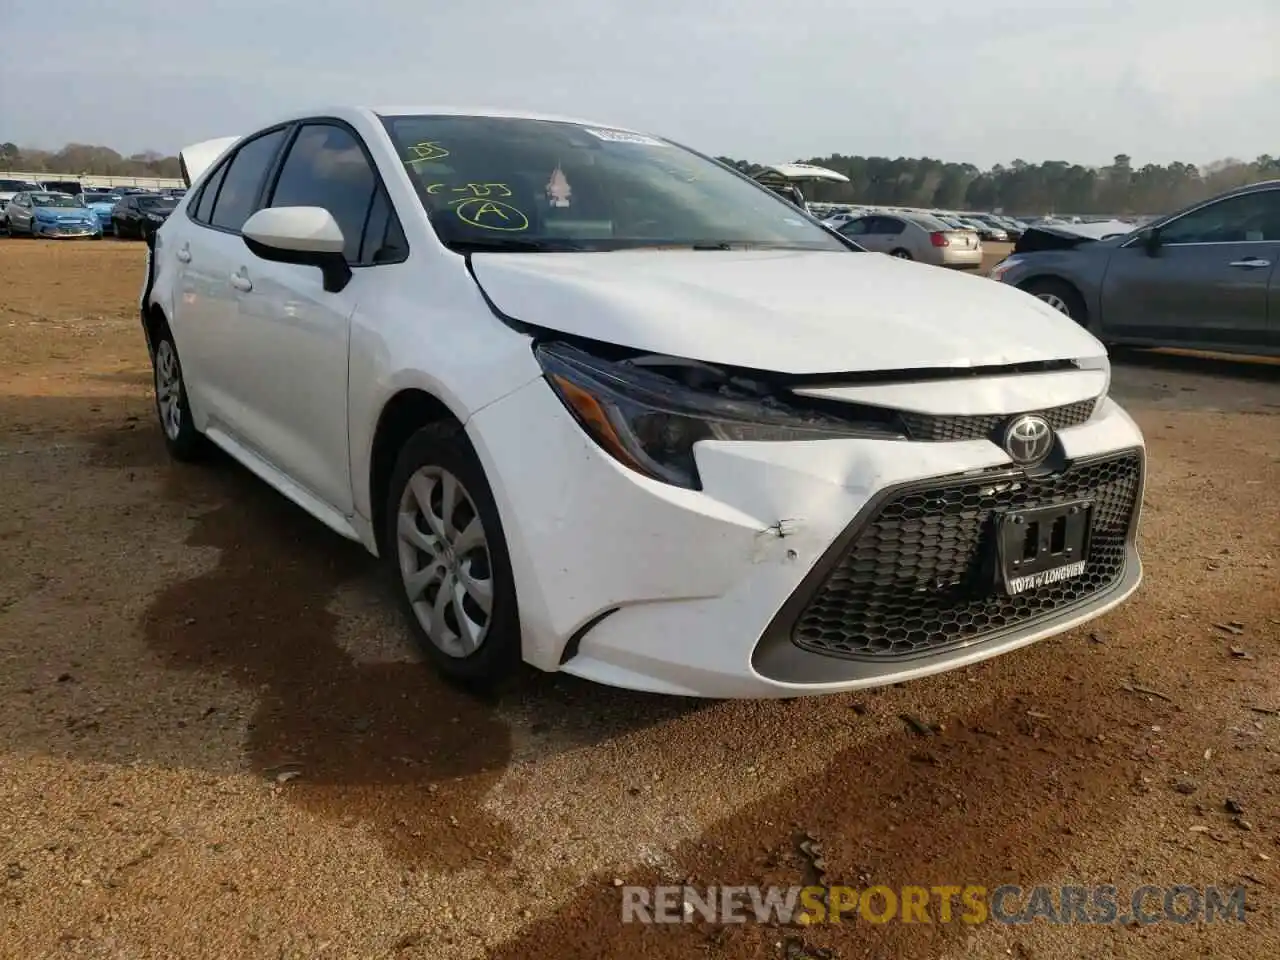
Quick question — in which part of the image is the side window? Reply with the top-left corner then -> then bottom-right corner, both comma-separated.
192,161 -> 229,224
840,218 -> 870,236
359,187 -> 409,264
209,128 -> 288,232
267,123 -> 380,263
878,217 -> 905,236
1161,191 -> 1280,245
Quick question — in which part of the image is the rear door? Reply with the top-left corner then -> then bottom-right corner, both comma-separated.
872,216 -> 909,255
174,126 -> 290,433
841,216 -> 900,253
1099,187 -> 1280,351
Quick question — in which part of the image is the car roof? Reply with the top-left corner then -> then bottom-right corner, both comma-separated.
1227,179 -> 1280,196
262,104 -> 641,131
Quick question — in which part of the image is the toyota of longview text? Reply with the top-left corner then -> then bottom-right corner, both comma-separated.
138,106 -> 1145,698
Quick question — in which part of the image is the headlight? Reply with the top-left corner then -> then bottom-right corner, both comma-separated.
145,213 -> 164,222
536,341 -> 904,490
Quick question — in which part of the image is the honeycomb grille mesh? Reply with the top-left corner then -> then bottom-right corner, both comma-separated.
793,450 -> 1142,660
898,398 -> 1097,443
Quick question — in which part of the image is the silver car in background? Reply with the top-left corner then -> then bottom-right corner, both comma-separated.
838,212 -> 983,269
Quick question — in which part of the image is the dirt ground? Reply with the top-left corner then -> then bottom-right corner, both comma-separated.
0,239 -> 1276,960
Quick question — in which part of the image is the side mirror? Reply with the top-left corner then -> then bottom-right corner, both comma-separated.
1141,226 -> 1162,256
242,206 -> 352,293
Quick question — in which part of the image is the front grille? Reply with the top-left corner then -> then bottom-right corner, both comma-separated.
792,449 -> 1142,660
898,398 -> 1097,443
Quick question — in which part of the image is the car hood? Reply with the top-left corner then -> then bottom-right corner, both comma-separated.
468,249 -> 1106,374
34,206 -> 92,218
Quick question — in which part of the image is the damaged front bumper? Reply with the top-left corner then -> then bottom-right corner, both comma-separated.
468,378 -> 1145,698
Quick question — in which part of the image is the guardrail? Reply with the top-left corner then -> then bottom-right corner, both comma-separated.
0,170 -> 184,190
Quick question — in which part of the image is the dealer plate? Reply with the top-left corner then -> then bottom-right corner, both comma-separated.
996,500 -> 1093,595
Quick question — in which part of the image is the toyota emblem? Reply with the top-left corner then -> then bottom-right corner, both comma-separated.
1002,414 -> 1055,466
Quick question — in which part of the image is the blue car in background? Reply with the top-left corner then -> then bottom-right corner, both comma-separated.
3,191 -> 103,239
79,192 -> 122,235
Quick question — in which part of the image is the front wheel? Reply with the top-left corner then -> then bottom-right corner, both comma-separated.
384,424 -> 521,688
1023,278 -> 1088,326
151,325 -> 205,461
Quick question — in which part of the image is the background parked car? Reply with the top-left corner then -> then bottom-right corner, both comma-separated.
953,215 -> 1009,242
963,213 -> 1015,240
111,193 -> 179,239
39,178 -> 84,196
0,177 -> 42,226
3,191 -> 102,238
78,191 -> 122,235
837,212 -> 983,268
989,179 -> 1280,356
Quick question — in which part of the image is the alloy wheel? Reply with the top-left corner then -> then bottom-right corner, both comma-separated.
1036,293 -> 1071,314
396,466 -> 494,658
154,340 -> 183,440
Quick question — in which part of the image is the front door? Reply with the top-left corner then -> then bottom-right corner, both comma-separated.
1099,186 -> 1280,351
226,121 -> 407,516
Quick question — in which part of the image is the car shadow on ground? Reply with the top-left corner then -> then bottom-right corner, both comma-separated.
1107,348 -> 1280,415
71,416 -> 711,868
1112,347 -> 1280,380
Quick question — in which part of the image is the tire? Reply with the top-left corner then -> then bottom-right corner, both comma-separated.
150,321 -> 206,461
889,248 -> 912,260
1023,278 -> 1088,326
383,424 -> 521,688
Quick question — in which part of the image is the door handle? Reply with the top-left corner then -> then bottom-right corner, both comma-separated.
1228,257 -> 1271,269
230,270 -> 253,292
175,244 -> 191,263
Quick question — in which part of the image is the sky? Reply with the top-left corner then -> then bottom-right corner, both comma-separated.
2,0 -> 1276,169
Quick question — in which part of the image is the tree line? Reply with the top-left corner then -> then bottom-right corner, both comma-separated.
4,138 -> 1277,214
0,142 -> 182,179
717,153 -> 1280,216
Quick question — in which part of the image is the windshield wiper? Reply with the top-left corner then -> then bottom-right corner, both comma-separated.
446,237 -> 587,254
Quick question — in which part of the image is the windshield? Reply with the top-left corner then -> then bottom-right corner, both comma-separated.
0,179 -> 40,192
137,196 -> 177,211
31,193 -> 82,208
381,115 -> 847,252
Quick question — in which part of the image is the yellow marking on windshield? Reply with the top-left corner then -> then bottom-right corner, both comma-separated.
452,198 -> 529,232
409,141 -> 450,161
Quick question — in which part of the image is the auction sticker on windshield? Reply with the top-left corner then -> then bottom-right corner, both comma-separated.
583,128 -> 668,146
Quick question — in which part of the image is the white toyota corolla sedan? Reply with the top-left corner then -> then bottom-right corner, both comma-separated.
141,106 -> 1145,698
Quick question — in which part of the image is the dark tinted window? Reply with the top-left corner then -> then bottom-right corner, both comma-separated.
268,123 -> 378,262
193,162 -> 228,223
839,218 -> 871,236
210,128 -> 287,232
358,187 -> 409,264
1161,190 -> 1280,244
873,217 -> 905,236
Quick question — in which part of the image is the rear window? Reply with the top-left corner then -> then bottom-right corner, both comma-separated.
904,214 -> 950,232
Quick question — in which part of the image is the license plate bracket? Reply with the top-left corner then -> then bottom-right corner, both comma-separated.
996,500 -> 1093,595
